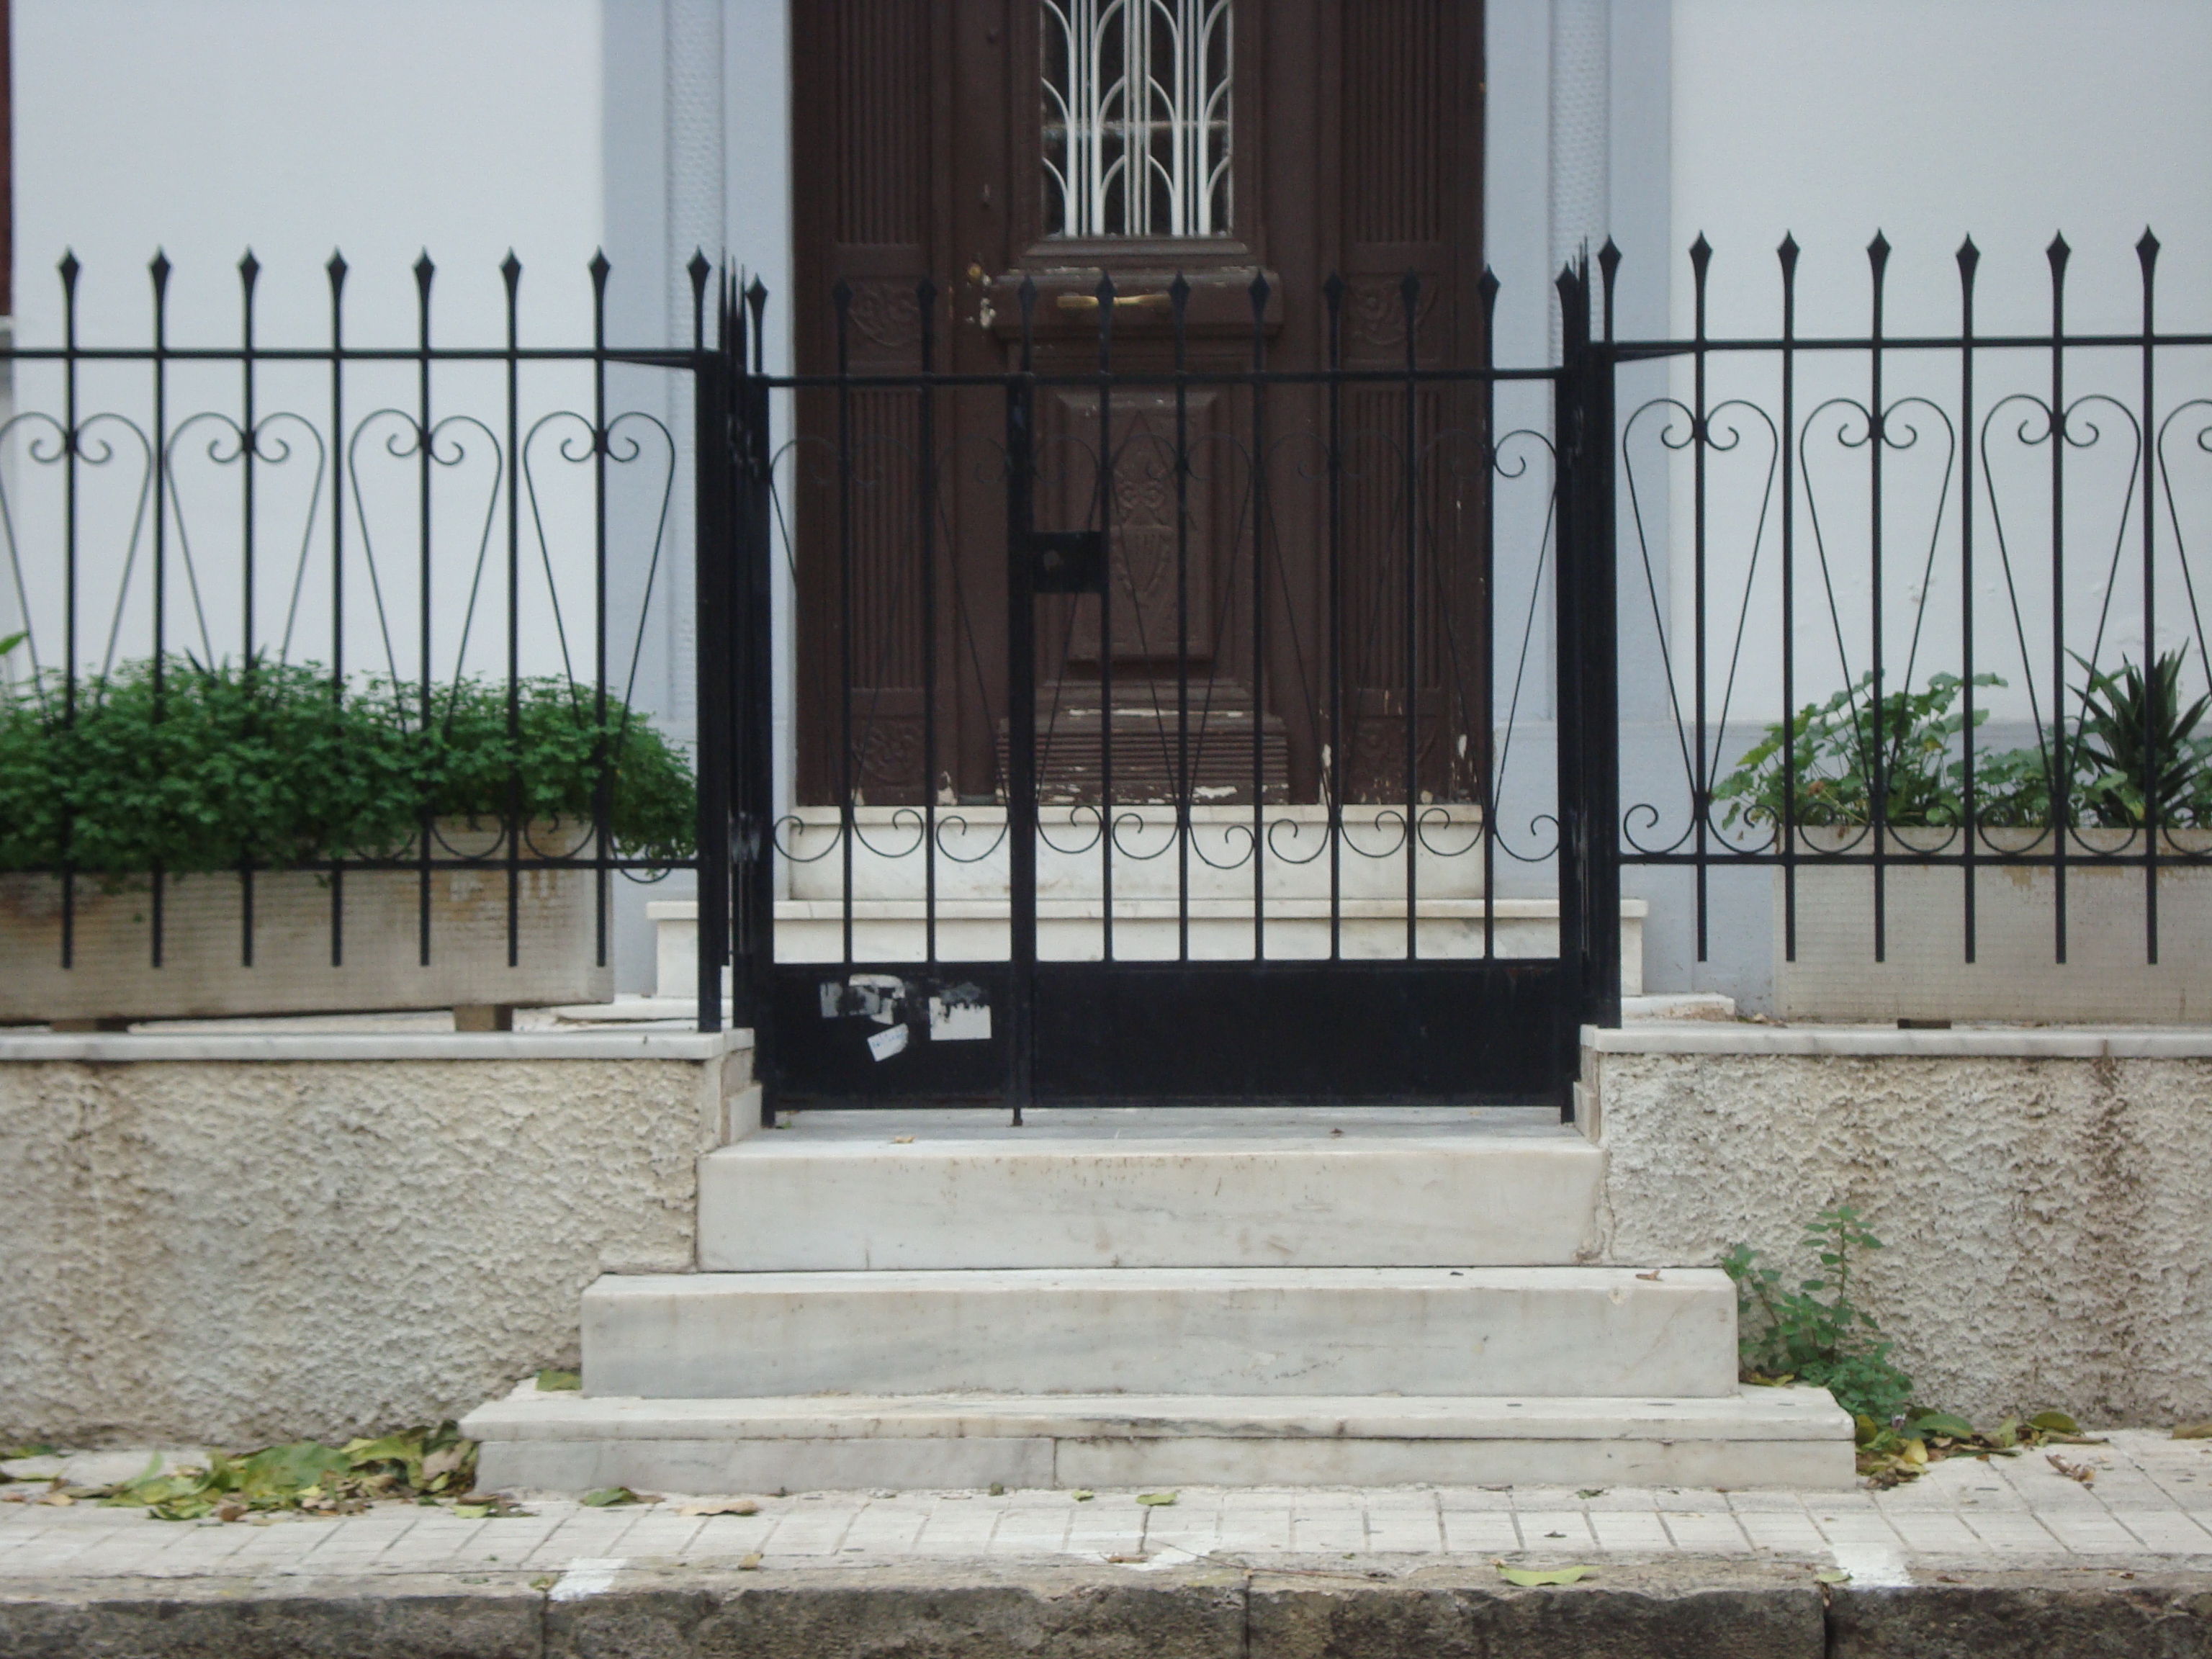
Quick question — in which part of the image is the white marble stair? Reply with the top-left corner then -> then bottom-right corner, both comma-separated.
469,1383 -> 1854,1493
580,1266 -> 1740,1400
698,1106 -> 1601,1270
462,1105 -> 1859,1491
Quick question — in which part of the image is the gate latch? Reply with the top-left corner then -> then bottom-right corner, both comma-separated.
1022,529 -> 1107,595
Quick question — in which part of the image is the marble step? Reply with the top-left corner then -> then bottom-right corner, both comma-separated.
581,1267 -> 1738,1400
465,1382 -> 1855,1493
698,1107 -> 1602,1271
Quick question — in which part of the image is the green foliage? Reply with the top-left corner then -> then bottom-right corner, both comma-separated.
1715,655 -> 2212,832
0,655 -> 696,876
1713,672 -> 2051,830
1720,1205 -> 1916,1424
2072,649 -> 2212,827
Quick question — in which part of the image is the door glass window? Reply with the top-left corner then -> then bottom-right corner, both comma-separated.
1042,0 -> 1232,238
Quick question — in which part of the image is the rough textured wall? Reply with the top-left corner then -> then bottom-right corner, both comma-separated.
1593,1051 -> 2212,1426
0,1059 -> 709,1447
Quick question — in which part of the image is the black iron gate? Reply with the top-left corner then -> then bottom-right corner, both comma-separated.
708,263 -> 1619,1115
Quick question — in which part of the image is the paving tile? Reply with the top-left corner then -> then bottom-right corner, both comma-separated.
912,1503 -> 1004,1555
1439,1511 -> 1519,1554
2036,1511 -> 2148,1555
1807,1510 -> 1902,1545
837,1501 -> 932,1555
2110,1511 -> 2212,1555
1660,1512 -> 1751,1552
1288,1499 -> 1369,1555
1514,1511 -> 1593,1550
1064,1503 -> 1146,1556
1735,1513 -> 1827,1555
1588,1511 -> 1672,1552
1884,1514 -> 1982,1552
986,1506 -> 1072,1555
1141,1498 -> 1226,1553
1957,1512 -> 2064,1553
1653,1488 -> 1739,1512
1362,1501 -> 1443,1554
1214,1508 -> 1292,1553
610,1516 -> 708,1558
1723,1490 -> 1809,1514
1434,1487 -> 1516,1511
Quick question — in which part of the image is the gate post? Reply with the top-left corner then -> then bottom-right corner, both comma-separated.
732,275 -> 777,1125
1553,260 -> 1622,1098
691,256 -> 732,1039
1004,282 -> 1040,1124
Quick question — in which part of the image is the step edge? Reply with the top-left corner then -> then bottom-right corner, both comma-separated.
463,1386 -> 1848,1444
583,1266 -> 1727,1295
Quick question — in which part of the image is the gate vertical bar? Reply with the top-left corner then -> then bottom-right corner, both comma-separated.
691,253 -> 730,1035
739,275 -> 777,1121
1554,259 -> 1621,1106
2139,230 -> 2161,965
1006,279 -> 1040,1123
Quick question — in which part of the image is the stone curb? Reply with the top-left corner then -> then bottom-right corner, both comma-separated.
4,1563 -> 2211,1658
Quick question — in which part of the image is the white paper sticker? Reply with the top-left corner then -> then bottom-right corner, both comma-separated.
867,1022 -> 911,1061
928,996 -> 992,1041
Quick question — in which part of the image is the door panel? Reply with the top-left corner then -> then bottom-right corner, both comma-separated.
791,0 -> 1486,808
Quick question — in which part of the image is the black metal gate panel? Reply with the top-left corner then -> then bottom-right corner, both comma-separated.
717,266 -> 1619,1115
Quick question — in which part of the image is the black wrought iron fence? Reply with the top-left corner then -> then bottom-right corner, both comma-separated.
0,248 -> 750,1031
1606,230 -> 2212,989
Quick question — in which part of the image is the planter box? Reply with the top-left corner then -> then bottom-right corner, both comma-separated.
1775,825 -> 2212,1022
0,823 -> 611,1023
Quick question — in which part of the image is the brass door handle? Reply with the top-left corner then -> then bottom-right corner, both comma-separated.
1056,292 -> 1172,312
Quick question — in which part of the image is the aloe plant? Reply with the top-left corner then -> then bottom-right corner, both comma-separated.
2072,649 -> 2211,827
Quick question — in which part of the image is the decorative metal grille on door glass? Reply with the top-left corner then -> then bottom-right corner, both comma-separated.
1043,0 -> 1232,238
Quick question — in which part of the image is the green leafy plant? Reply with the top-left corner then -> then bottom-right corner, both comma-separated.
1714,671 -> 2051,830
1716,655 -> 2212,832
0,655 -> 696,877
2072,649 -> 2212,827
1719,1205 -> 1915,1424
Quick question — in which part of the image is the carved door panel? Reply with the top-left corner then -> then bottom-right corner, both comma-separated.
1042,387 -> 1220,668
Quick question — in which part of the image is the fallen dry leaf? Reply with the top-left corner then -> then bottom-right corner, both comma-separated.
738,1552 -> 763,1570
892,1136 -> 915,1144
1499,1565 -> 1593,1587
679,1498 -> 761,1516
2046,1453 -> 2095,1485
1634,1270 -> 1662,1281
2175,1421 -> 2212,1440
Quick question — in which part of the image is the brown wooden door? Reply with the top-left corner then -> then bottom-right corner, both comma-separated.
791,0 -> 1485,807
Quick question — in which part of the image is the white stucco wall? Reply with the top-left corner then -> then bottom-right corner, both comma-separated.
14,0 -> 607,348
1669,0 -> 2212,340
0,1039 -> 746,1446
1589,1029 -> 2212,1426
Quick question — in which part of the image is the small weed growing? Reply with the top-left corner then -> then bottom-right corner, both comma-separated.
1720,1205 -> 1915,1425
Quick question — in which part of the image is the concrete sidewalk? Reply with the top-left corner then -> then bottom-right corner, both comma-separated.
7,1430 -> 2212,1655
